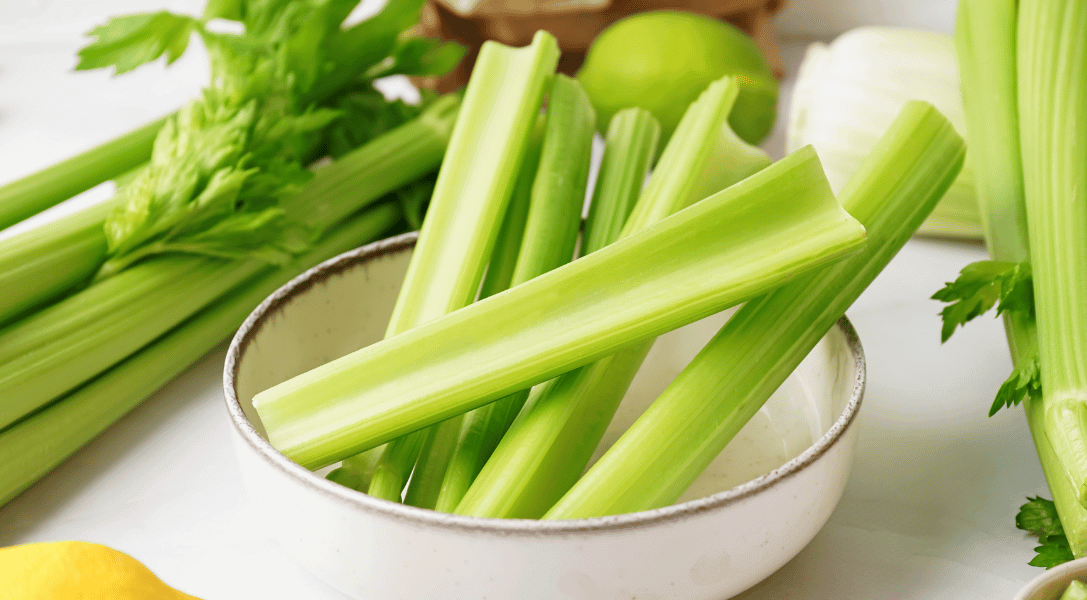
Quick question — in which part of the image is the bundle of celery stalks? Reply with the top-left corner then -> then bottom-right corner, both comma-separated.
254,30 -> 967,519
0,0 -> 468,506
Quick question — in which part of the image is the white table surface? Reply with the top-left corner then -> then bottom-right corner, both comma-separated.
0,1 -> 1051,598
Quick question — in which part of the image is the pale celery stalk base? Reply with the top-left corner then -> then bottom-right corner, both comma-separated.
1018,0 -> 1087,511
253,146 -> 864,470
546,101 -> 963,519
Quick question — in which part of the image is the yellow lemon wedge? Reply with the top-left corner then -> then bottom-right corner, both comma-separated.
0,541 -> 201,599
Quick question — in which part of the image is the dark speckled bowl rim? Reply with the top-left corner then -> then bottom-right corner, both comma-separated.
223,231 -> 866,536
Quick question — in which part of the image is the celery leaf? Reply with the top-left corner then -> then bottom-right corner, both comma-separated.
1017,496 -> 1075,568
77,12 -> 201,75
990,351 -> 1043,416
932,260 -> 1034,342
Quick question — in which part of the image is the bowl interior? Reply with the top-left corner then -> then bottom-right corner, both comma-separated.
233,236 -> 858,510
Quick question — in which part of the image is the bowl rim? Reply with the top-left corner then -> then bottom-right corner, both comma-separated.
223,231 -> 866,536
1013,556 -> 1087,600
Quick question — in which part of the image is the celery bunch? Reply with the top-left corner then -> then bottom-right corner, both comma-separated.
933,0 -> 1087,567
0,0 -> 464,507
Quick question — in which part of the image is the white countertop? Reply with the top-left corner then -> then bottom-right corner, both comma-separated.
0,1 -> 1052,598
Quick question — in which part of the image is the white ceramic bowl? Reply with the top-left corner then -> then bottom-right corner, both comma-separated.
223,232 -> 865,600
1015,558 -> 1087,600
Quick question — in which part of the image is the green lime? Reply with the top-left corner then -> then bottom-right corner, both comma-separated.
576,10 -> 778,144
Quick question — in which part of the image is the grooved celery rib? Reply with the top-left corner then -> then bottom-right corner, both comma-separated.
426,74 -> 596,512
0,205 -> 400,507
0,116 -> 166,230
582,108 -> 661,256
363,32 -> 560,503
1060,580 -> 1087,600
957,0 -> 1087,557
546,101 -> 964,519
457,77 -> 771,519
0,104 -> 460,431
0,199 -> 115,327
253,145 -> 866,470
1019,0 -> 1087,511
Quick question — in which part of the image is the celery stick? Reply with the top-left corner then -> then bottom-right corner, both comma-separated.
0,199 -> 115,327
0,117 -> 166,231
426,74 -> 596,512
364,32 -> 560,503
1060,580 -> 1087,600
955,0 -> 1087,558
0,104 -> 459,431
457,78 -> 767,519
582,108 -> 661,256
1019,0 -> 1087,511
547,101 -> 963,518
0,205 -> 399,506
254,146 -> 866,470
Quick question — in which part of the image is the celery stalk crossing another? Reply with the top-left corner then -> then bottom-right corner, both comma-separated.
426,74 -> 596,512
253,145 -> 866,470
0,204 -> 400,506
547,101 -> 964,519
457,78 -> 771,519
364,31 -> 560,502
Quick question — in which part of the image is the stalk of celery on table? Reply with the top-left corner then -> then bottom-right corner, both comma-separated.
360,31 -> 560,504
457,76 -> 771,519
932,0 -> 1087,566
0,203 -> 400,506
253,143 -> 866,470
0,0 -> 466,503
548,100 -> 964,518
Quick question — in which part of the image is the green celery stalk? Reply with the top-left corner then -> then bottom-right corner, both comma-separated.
0,204 -> 400,506
547,101 -> 964,519
1060,581 -> 1087,600
0,103 -> 459,431
370,120 -> 542,502
426,74 -> 596,512
1019,0 -> 1087,512
954,0 -> 1087,557
364,31 -> 560,503
0,117 -> 166,231
0,199 -> 115,327
253,145 -> 866,470
582,108 -> 661,256
457,78 -> 770,519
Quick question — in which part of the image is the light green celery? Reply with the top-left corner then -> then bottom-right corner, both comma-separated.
457,79 -> 760,519
427,74 -> 596,512
547,101 -> 963,519
788,28 -> 980,240
0,205 -> 400,506
459,77 -> 770,519
0,105 -> 459,431
1017,0 -> 1087,511
0,199 -> 115,327
1060,580 -> 1087,600
0,117 -> 166,231
364,32 -> 560,502
254,146 -> 865,470
956,0 -> 1087,556
582,108 -> 660,256
351,120 -> 544,500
